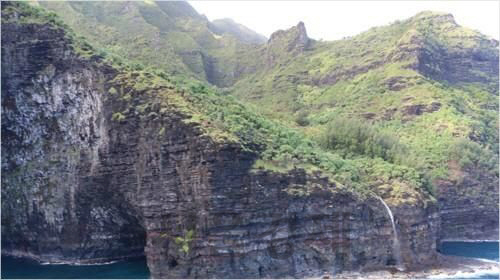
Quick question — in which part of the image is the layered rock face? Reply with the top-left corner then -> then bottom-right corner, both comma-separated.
396,13 -> 500,241
144,165 -> 439,278
2,11 -> 439,278
436,165 -> 499,241
1,20 -> 146,262
416,39 -> 499,90
390,12 -> 499,93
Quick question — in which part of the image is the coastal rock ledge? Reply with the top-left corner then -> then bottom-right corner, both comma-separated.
4,2 -> 498,279
0,7 -> 442,279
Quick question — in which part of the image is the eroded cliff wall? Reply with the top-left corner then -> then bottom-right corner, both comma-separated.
1,20 -> 146,262
2,5 -> 439,278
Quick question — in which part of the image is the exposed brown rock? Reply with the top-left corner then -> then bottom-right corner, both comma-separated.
2,16 -> 440,279
401,102 -> 441,120
435,162 -> 499,241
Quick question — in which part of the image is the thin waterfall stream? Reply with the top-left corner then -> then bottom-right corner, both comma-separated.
375,195 -> 405,271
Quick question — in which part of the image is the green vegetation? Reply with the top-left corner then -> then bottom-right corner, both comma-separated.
111,112 -> 126,122
1,1 -> 64,26
172,80 -> 432,195
227,10 -> 498,191
318,117 -> 407,163
174,230 -> 194,254
8,1 -> 498,203
449,138 -> 498,173
37,0 -> 259,87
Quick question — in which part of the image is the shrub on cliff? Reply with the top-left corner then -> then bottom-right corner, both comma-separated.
449,138 -> 498,174
319,117 -> 407,163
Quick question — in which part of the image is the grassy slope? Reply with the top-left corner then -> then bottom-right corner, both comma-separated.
20,2 -> 498,204
230,11 -> 499,187
6,1 -> 430,203
37,0 -> 260,87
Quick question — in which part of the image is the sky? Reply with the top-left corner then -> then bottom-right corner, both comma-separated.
189,1 -> 499,41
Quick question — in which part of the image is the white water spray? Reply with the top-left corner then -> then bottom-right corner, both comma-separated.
375,195 -> 405,271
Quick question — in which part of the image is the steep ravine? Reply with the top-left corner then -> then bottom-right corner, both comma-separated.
2,7 -> 440,279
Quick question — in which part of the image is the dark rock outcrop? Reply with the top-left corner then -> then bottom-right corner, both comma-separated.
2,6 -> 440,278
414,40 -> 499,93
401,102 -> 441,121
389,12 -> 499,94
268,21 -> 310,51
266,22 -> 311,66
436,163 -> 499,241
317,60 -> 384,86
1,19 -> 146,263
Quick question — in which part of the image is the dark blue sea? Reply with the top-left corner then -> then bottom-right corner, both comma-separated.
434,241 -> 499,279
1,256 -> 150,279
1,241 -> 498,279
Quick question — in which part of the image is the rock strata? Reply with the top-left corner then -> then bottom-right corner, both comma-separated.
2,7 -> 440,278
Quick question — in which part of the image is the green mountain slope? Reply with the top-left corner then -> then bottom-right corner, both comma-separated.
37,0 -> 263,87
209,18 -> 267,44
2,4 -> 445,276
23,2 -> 499,237
14,1 -> 433,201
230,12 -> 499,185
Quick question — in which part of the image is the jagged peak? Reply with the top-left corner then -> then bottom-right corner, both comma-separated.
296,21 -> 307,35
269,21 -> 308,41
268,21 -> 309,51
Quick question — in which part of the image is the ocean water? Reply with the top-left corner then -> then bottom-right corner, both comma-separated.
435,241 -> 499,280
439,241 -> 499,262
1,242 -> 498,279
1,256 -> 150,279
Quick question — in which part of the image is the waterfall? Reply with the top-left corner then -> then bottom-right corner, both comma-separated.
375,195 -> 405,271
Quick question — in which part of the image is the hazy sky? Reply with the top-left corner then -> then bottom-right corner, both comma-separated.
189,1 -> 499,41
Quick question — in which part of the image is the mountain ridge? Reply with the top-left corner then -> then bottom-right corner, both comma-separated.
2,3 -> 441,278
209,17 -> 267,44
1,1 -> 498,278
35,1 -> 499,243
